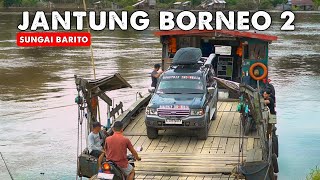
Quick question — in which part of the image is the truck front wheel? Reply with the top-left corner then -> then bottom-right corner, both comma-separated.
197,122 -> 208,140
212,100 -> 218,120
147,127 -> 158,139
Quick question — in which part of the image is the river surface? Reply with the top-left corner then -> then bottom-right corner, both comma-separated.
0,11 -> 319,180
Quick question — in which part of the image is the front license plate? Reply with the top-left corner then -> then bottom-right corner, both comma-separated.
165,119 -> 182,124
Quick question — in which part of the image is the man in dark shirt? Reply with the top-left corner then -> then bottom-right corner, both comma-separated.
151,64 -> 163,88
263,90 -> 276,114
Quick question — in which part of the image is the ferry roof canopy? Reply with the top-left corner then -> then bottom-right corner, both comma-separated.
87,73 -> 132,91
154,29 -> 278,42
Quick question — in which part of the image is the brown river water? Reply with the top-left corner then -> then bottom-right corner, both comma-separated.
0,11 -> 320,180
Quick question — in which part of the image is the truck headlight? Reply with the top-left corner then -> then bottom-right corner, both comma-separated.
146,107 -> 157,115
190,109 -> 204,116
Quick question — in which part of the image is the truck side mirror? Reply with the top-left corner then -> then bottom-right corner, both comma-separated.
148,87 -> 155,93
207,87 -> 215,94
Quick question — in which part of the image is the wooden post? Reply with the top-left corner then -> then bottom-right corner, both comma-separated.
161,36 -> 169,71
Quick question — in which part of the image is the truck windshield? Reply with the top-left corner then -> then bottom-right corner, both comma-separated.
157,76 -> 204,94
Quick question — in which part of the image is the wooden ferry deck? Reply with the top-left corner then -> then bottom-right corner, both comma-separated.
123,101 -> 262,180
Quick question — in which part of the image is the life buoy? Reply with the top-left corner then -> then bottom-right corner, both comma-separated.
249,62 -> 268,81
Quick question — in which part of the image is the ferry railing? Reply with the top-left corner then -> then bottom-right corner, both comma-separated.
239,84 -> 269,161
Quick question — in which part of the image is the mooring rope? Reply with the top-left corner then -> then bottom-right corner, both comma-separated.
0,152 -> 14,180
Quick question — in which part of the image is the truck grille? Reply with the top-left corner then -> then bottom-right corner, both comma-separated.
157,108 -> 190,117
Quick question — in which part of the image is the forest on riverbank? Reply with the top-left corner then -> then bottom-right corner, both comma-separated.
1,0 -> 319,10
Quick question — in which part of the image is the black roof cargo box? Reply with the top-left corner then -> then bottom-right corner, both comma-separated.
172,47 -> 202,65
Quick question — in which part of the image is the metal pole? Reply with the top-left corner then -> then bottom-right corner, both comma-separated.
106,104 -> 111,129
0,152 -> 14,180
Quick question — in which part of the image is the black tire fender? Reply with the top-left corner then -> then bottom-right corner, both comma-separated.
272,153 -> 279,173
272,134 -> 279,157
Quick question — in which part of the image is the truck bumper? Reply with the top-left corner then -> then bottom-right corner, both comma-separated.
145,115 -> 207,129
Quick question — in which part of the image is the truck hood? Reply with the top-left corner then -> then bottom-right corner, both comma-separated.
149,93 -> 205,109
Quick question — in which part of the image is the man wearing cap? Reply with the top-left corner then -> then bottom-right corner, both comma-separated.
104,121 -> 141,180
151,63 -> 163,88
88,121 -> 104,158
263,89 -> 276,115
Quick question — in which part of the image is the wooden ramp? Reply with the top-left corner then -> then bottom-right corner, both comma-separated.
123,101 -> 261,179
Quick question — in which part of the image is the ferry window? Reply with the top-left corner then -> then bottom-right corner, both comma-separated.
214,46 -> 231,55
244,44 -> 266,60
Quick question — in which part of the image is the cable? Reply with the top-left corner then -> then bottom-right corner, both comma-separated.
0,152 -> 14,180
1,104 -> 75,117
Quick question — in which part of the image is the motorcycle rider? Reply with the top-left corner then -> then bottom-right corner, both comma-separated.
98,121 -> 141,180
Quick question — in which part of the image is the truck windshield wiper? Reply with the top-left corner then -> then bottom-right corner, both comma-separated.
164,92 -> 182,94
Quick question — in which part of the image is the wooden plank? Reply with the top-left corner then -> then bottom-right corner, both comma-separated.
154,176 -> 163,180
141,136 -> 153,152
177,137 -> 191,153
136,172 -> 229,178
224,102 -> 233,112
145,175 -> 155,179
186,177 -> 196,180
203,176 -> 213,180
162,136 -> 177,152
140,153 -> 243,159
178,177 -> 188,180
254,148 -> 263,162
220,113 -> 234,137
231,102 -> 239,112
145,137 -> 161,152
108,94 -> 151,135
134,135 -> 147,147
246,149 -> 255,162
208,137 -> 220,154
130,135 -> 141,147
185,137 -> 198,153
169,176 -> 179,180
201,136 -> 214,154
154,136 -> 169,153
137,174 -> 147,179
216,137 -> 228,154
124,133 -> 259,139
254,138 -> 261,149
138,159 -> 240,165
135,165 -> 234,173
224,138 -> 235,154
247,138 -> 254,151
161,176 -> 171,180
229,112 -> 239,136
170,137 -> 184,152
195,176 -> 204,180
215,103 -> 233,135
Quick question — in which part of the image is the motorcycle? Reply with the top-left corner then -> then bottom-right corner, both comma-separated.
93,147 -> 142,180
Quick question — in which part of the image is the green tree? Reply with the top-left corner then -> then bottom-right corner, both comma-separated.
4,0 -> 15,7
225,0 -> 237,6
260,0 -> 272,9
313,0 -> 320,7
234,0 -> 257,10
3,0 -> 21,7
191,0 -> 202,6
270,0 -> 284,7
306,166 -> 320,180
